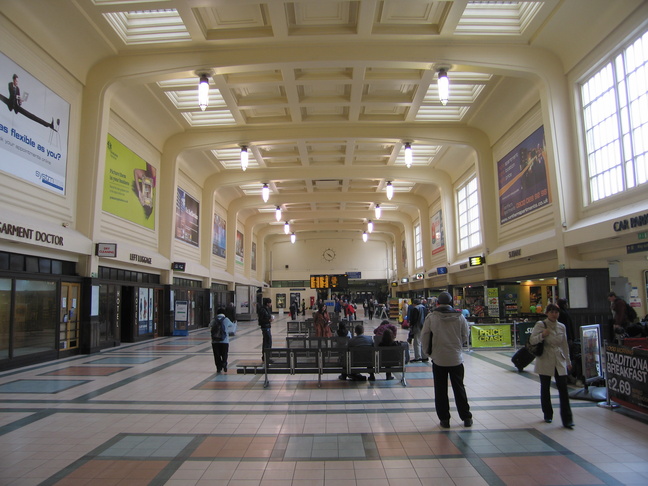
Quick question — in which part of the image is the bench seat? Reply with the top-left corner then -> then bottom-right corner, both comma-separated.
261,346 -> 407,388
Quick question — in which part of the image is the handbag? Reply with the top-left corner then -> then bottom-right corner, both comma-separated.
526,321 -> 547,357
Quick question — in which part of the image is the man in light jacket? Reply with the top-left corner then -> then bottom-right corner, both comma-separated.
421,292 -> 473,428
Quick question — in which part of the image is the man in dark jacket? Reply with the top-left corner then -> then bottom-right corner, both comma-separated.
258,298 -> 273,361
339,324 -> 375,381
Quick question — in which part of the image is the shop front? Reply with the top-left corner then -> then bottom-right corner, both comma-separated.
0,250 -> 83,370
171,277 -> 209,335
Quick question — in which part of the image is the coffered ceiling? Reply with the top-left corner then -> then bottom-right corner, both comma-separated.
5,0 -> 632,242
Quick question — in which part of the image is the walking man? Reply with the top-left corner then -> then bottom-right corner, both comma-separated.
209,307 -> 233,373
421,292 -> 473,428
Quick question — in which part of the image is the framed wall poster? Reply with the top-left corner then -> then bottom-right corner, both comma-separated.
175,188 -> 199,246
235,230 -> 244,265
431,210 -> 445,255
103,134 -> 157,229
212,213 -> 226,257
0,52 -> 70,194
497,126 -> 550,224
276,293 -> 286,309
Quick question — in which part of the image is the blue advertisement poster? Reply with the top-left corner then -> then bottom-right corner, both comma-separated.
212,213 -> 226,257
497,126 -> 551,224
0,52 -> 70,194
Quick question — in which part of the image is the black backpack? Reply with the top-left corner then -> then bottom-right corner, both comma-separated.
211,316 -> 227,340
626,302 -> 637,323
409,306 -> 420,326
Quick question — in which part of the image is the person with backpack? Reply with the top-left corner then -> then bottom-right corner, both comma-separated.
210,307 -> 234,373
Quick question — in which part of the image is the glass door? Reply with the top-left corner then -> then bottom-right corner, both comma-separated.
59,282 -> 80,350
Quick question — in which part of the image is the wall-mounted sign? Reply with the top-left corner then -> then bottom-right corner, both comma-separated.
508,249 -> 522,258
129,253 -> 152,264
627,242 -> 648,254
613,212 -> 648,232
400,277 -> 409,283
0,221 -> 64,246
469,255 -> 485,266
347,271 -> 361,279
414,273 -> 424,280
437,267 -> 448,274
391,281 -> 398,287
172,262 -> 186,271
96,243 -> 117,257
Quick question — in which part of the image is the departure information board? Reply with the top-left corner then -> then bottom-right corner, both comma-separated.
310,274 -> 348,289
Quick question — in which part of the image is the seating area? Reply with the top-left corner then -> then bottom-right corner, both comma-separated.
286,319 -> 365,336
261,336 -> 408,388
3,314 -> 648,486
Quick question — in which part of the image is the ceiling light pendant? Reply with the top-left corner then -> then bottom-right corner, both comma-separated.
275,206 -> 282,222
290,232 -> 296,244
375,204 -> 382,220
198,74 -> 209,111
362,231 -> 368,243
240,146 -> 248,171
386,181 -> 394,200
437,68 -> 449,106
261,183 -> 270,203
404,142 -> 412,168
284,221 -> 290,234
367,220 -> 374,233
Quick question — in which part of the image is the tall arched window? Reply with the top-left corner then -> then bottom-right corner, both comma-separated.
580,29 -> 648,202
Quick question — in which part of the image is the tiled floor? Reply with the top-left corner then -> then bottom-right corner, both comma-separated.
1,315 -> 647,485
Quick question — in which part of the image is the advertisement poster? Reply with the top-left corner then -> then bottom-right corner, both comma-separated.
236,285 -> 250,314
102,134 -> 157,229
497,126 -> 551,224
276,293 -> 286,309
487,288 -> 499,317
0,52 -> 70,194
581,325 -> 603,381
175,188 -> 199,247
431,210 -> 445,255
138,287 -> 153,335
235,230 -> 244,265
251,241 -> 257,271
212,213 -> 226,257
175,301 -> 188,321
470,324 -> 512,348
605,343 -> 648,415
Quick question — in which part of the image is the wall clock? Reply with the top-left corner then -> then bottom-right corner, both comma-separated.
322,248 -> 336,261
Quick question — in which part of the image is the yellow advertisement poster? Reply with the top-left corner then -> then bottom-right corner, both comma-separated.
102,134 -> 156,229
470,324 -> 512,348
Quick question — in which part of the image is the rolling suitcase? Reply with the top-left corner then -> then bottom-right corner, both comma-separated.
511,346 -> 535,371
